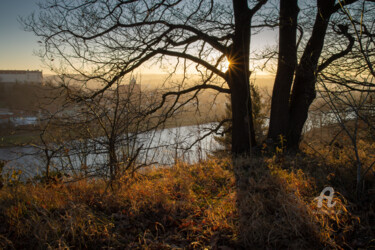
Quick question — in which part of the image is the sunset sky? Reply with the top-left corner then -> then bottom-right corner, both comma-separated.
0,0 -> 43,72
0,0 -> 276,77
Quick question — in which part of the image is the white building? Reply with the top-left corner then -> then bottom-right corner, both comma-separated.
0,70 -> 43,84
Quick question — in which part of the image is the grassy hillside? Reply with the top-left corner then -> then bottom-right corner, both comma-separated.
0,146 -> 374,248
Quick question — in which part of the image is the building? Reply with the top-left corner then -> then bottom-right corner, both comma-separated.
0,70 -> 43,84
118,77 -> 141,95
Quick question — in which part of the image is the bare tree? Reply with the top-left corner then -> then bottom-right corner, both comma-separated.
23,0 -> 270,156
314,2 -> 375,197
24,0 -> 375,157
319,80 -> 375,198
266,0 -> 375,151
42,76 -> 166,184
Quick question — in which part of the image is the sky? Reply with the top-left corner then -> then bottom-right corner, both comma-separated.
0,0 -> 277,77
0,0 -> 47,73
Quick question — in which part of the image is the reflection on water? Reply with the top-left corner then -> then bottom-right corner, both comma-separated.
0,123 -> 220,179
0,109 -> 357,179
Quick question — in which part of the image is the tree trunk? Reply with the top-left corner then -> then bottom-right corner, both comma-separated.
229,74 -> 256,155
287,0 -> 335,150
45,148 -> 50,182
268,0 -> 299,142
228,0 -> 256,156
108,139 -> 118,180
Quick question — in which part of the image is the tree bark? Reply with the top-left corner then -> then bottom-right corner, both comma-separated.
108,139 -> 118,180
228,0 -> 256,156
268,0 -> 299,142
287,0 -> 335,150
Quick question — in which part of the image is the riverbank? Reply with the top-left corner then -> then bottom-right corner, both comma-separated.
0,113 -> 220,148
0,123 -> 219,179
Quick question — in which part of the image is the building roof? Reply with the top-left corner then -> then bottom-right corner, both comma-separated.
0,70 -> 42,74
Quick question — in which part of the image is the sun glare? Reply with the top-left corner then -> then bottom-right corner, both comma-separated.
223,58 -> 231,72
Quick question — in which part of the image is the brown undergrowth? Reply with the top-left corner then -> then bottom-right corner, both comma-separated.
0,153 -> 373,249
235,156 -> 359,249
0,160 -> 237,249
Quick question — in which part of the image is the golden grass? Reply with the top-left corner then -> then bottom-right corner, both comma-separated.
0,153 -> 373,249
0,159 -> 237,249
234,156 -> 359,249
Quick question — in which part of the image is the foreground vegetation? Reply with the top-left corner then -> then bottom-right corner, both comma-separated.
1,139 -> 374,249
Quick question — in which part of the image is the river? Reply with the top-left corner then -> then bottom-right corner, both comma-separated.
0,123 -> 220,179
0,109 -> 358,180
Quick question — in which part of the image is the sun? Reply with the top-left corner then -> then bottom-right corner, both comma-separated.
223,57 -> 231,72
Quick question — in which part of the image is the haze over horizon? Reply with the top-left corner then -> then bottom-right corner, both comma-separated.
0,0 -> 276,79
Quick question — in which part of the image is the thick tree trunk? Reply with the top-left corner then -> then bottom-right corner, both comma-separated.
229,73 -> 256,155
287,0 -> 335,150
228,0 -> 256,156
268,0 -> 299,142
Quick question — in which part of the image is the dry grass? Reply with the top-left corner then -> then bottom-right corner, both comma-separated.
0,152 -> 374,249
0,159 -> 238,249
234,156 -> 360,249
